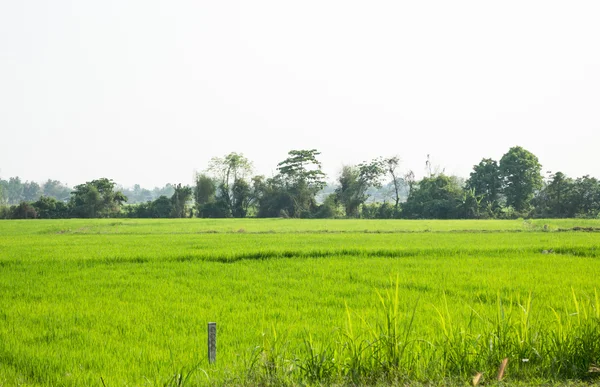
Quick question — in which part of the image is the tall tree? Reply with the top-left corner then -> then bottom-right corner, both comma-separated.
276,150 -> 326,189
335,159 -> 385,217
43,179 -> 71,201
194,173 -> 217,216
404,170 -> 416,198
231,179 -> 255,218
254,175 -> 294,218
208,152 -> 253,217
544,172 -> 574,217
151,184 -> 175,199
571,175 -> 600,217
22,181 -> 42,202
124,184 -> 153,203
5,177 -> 24,205
170,184 -> 193,218
151,196 -> 174,218
465,158 -> 502,213
275,149 -> 326,217
499,146 -> 543,213
402,174 -> 464,219
71,178 -> 127,218
383,156 -> 403,212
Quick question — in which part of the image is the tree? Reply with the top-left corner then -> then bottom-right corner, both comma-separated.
275,149 -> 326,217
42,179 -> 71,201
123,184 -> 153,203
170,184 -> 193,218
499,146 -> 543,213
425,154 -> 445,178
465,158 -> 502,214
401,174 -> 464,219
71,178 -> 127,218
335,159 -> 385,217
208,152 -> 253,217
254,175 -> 295,218
194,174 -> 217,216
23,181 -> 42,202
231,179 -> 254,218
335,166 -> 362,217
5,177 -> 24,205
460,188 -> 484,219
151,184 -> 175,200
383,156 -> 403,213
33,196 -> 70,219
540,172 -> 575,217
276,150 -> 326,189
404,170 -> 416,197
313,193 -> 344,218
571,175 -> 600,217
150,196 -> 173,218
11,202 -> 37,219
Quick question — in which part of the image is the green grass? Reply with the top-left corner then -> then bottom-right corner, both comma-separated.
2,217 -> 600,236
0,219 -> 599,386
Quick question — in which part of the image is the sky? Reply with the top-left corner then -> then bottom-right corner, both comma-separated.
1,1 -> 599,188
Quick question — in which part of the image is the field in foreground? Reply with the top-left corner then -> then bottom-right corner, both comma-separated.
0,219 -> 599,386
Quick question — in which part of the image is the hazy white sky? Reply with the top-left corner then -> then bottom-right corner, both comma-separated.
1,1 -> 599,188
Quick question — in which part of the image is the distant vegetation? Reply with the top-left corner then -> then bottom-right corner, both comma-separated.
2,146 -> 600,219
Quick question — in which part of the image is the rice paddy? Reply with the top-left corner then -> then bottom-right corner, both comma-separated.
1,219 -> 599,386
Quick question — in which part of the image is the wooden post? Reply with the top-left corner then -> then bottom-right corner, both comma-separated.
208,322 -> 217,364
497,358 -> 509,381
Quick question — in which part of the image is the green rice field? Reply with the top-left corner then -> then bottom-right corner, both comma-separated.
1,219 -> 600,386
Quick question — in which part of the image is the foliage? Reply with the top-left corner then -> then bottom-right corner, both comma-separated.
170,184 -> 193,218
459,188 -> 484,219
121,184 -> 153,203
254,175 -> 295,218
151,195 -> 174,218
2,145 -> 600,220
571,175 -> 600,217
361,202 -> 397,219
336,159 -> 386,217
533,173 -> 600,218
123,195 -> 175,218
335,166 -> 361,217
0,176 -> 24,205
500,146 -> 543,212
313,193 -> 344,218
10,201 -> 37,219
193,173 -> 216,216
198,199 -> 230,218
32,196 -> 70,219
466,158 -> 502,214
402,174 -> 464,219
0,204 -> 10,219
42,179 -> 72,201
276,149 -> 326,191
70,178 -> 127,218
208,152 -> 253,217
533,172 -> 574,218
231,178 -> 254,218
274,149 -> 326,217
383,156 -> 404,212
22,181 -> 42,202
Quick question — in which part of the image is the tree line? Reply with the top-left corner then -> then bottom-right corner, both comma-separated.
2,146 -> 600,219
